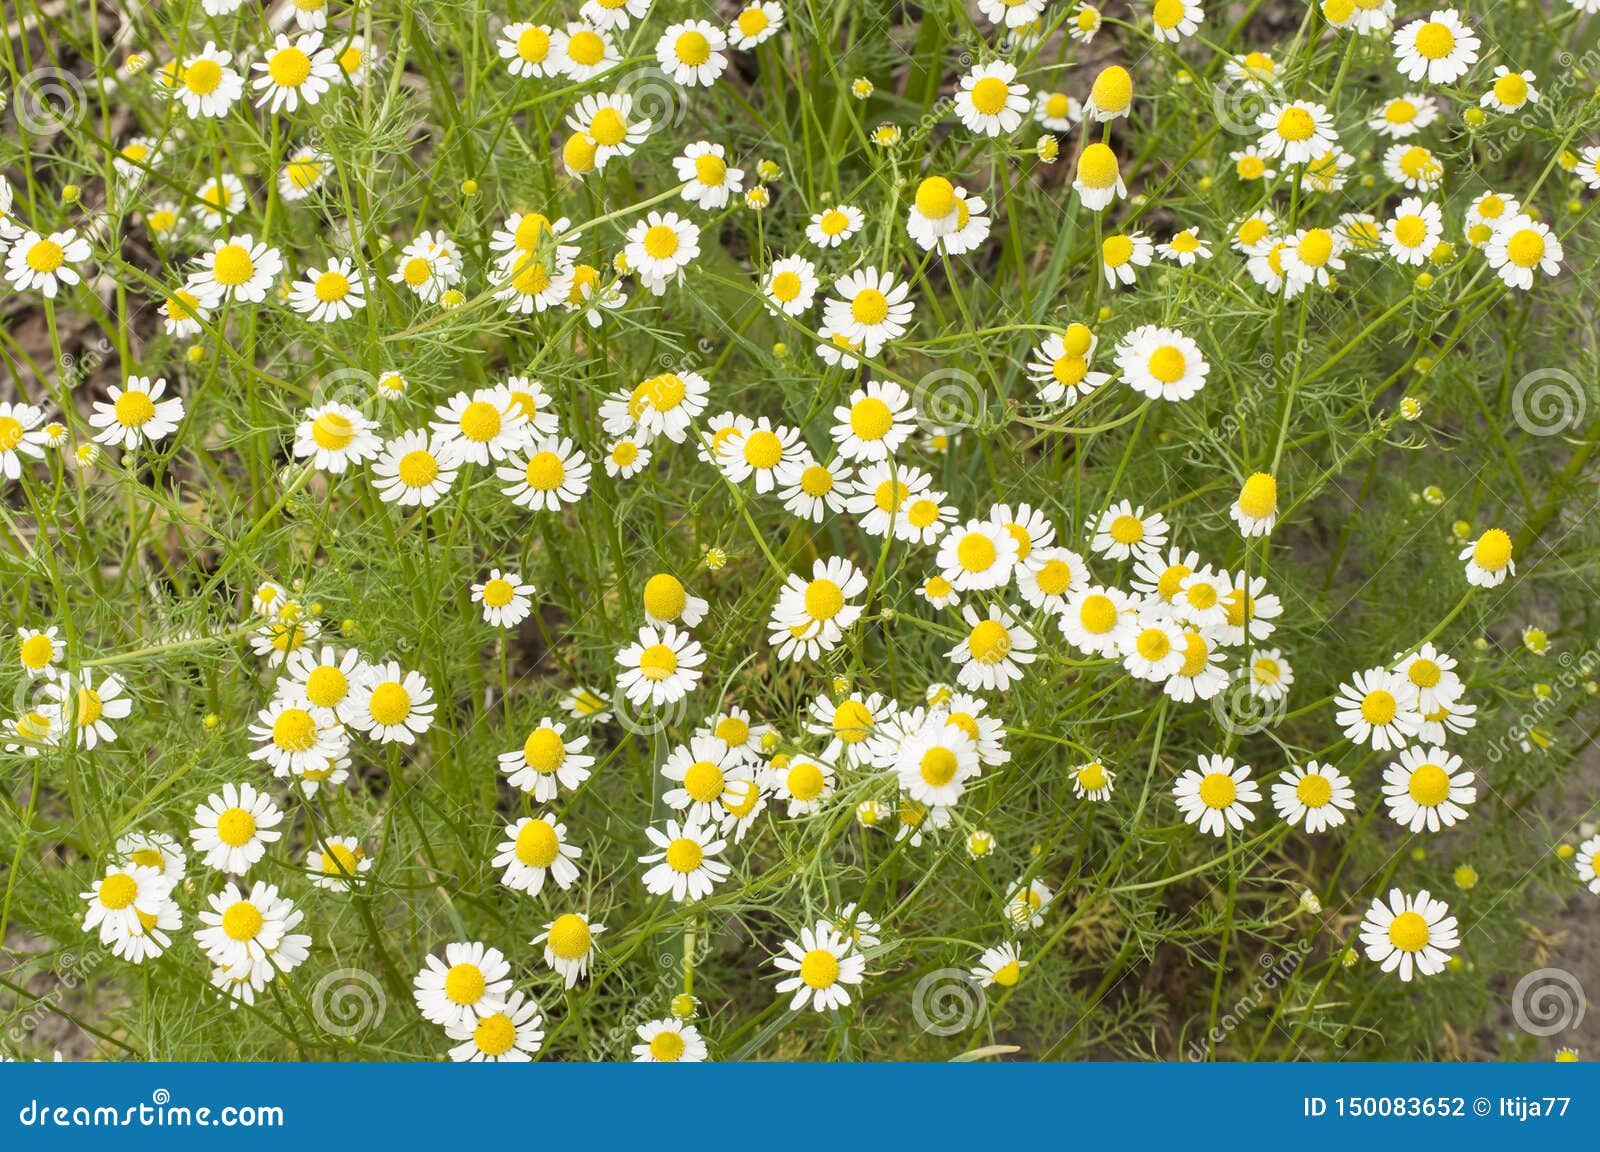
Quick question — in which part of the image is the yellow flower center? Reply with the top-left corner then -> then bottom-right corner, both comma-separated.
524,451 -> 565,490
786,761 -> 825,800
1408,763 -> 1451,807
268,47 -> 312,88
1238,472 -> 1278,519
957,533 -> 997,572
114,390 -> 157,428
805,578 -> 846,621
473,1013 -> 516,1056
1147,345 -> 1186,384
367,682 -> 411,726
1198,772 -> 1237,810
99,873 -> 138,910
920,746 -> 959,787
1135,628 -> 1171,661
742,429 -> 783,468
915,176 -> 956,220
693,152 -> 726,186
642,224 -> 679,260
212,244 -> 255,286
589,106 -> 628,147
1387,910 -> 1430,951
850,397 -> 894,440
1079,593 -> 1118,633
222,901 -> 263,941
517,26 -> 550,63
213,805 -> 256,847
1077,142 -> 1119,189
799,948 -> 839,988
664,837 -> 703,873
1276,106 -> 1315,142
518,727 -> 568,775
397,449 -> 438,488
1413,21 -> 1454,60
850,288 -> 890,326
1359,689 -> 1397,726
548,913 -> 592,959
638,644 -> 678,681
272,707 -> 318,752
19,633 -> 53,669
515,819 -> 560,867
184,58 -> 223,94
1408,659 -> 1441,689
312,411 -> 355,449
683,760 -> 725,803
674,31 -> 711,66
1506,229 -> 1545,268
1296,774 -> 1332,808
481,578 -> 515,608
1473,528 -> 1513,570
313,271 -> 350,302
969,76 -> 1012,116
968,619 -> 1011,664
567,30 -> 605,66
649,1030 -> 686,1060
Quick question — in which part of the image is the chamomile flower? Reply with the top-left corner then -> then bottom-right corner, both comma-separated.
498,24 -> 557,78
1272,761 -> 1355,833
772,920 -> 866,1011
605,436 -> 651,478
1230,144 -> 1277,182
1392,10 -> 1478,85
767,754 -> 835,816
0,402 -> 47,479
656,20 -> 728,87
1073,142 -> 1126,211
346,662 -> 435,744
832,380 -> 914,462
1370,93 -> 1438,140
581,0 -> 650,31
1029,326 -> 1109,406
641,818 -> 731,902
1573,834 -> 1600,895
292,402 -> 380,473
1005,877 -> 1053,930
5,229 -> 90,298
446,990 -> 544,1063
821,266 -> 915,358
560,685 -> 613,725
1335,668 -> 1423,751
413,941 -> 513,1029
948,604 -> 1036,691
82,863 -> 175,950
1358,888 -> 1459,981
1060,584 -> 1137,657
1070,3 -> 1103,40
371,429 -> 462,508
1382,197 -> 1442,265
1071,759 -> 1116,801
1248,648 -> 1295,701
718,417 -> 803,492
1231,472 -> 1280,536
1174,756 -> 1261,836
1480,67 -> 1538,113
16,626 -> 63,679
499,718 -> 595,800
432,387 -> 528,466
806,203 -> 865,248
729,2 -> 784,49
1383,746 -> 1476,832
247,697 -> 344,777
954,61 -> 1029,136
89,376 -> 184,451
196,881 -> 309,977
287,257 -> 365,322
1122,618 -> 1187,682
895,722 -> 980,807
624,211 -> 699,294
1015,547 -> 1090,613
306,836 -> 371,891
390,230 -> 462,303
1157,227 -> 1211,265
535,913 -> 604,987
972,942 -> 1027,988
174,43 -> 245,119
1150,0 -> 1203,41
662,736 -> 755,823
1256,101 -> 1336,166
640,573 -> 709,629
1460,527 -> 1515,586
1114,325 -> 1210,402
498,436 -> 592,511
780,454 -> 850,522
770,557 -> 867,648
1485,214 -> 1562,291
472,570 -> 536,629
936,519 -> 1019,592
675,141 -> 744,210
1089,500 -> 1169,561
190,234 -> 281,304
763,254 -> 819,316
1394,642 -> 1462,714
1101,231 -> 1153,288
252,32 -> 339,113
1383,142 -> 1444,192
41,669 -> 132,749
616,624 -> 704,707
190,782 -> 284,874
633,1018 -> 708,1062
551,23 -> 621,81
194,174 -> 247,228
493,815 -> 581,897
1034,90 -> 1082,132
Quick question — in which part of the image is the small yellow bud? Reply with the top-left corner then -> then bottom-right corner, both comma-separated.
461,179 -> 479,196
